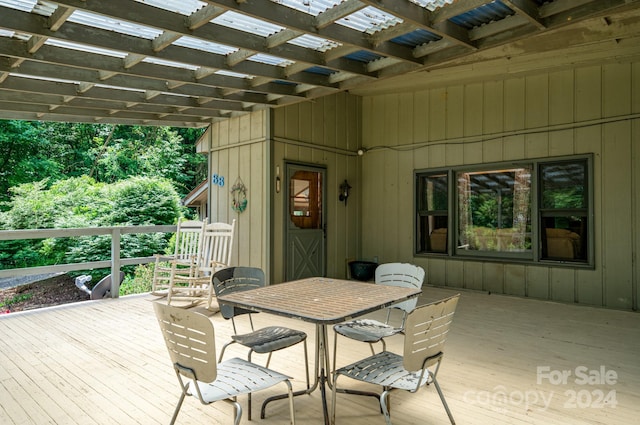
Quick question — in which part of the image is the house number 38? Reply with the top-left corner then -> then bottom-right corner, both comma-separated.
212,174 -> 225,187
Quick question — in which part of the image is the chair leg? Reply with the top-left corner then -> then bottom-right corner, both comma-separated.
231,400 -> 242,425
380,390 -> 393,425
284,379 -> 296,425
170,388 -> 187,425
432,376 -> 456,425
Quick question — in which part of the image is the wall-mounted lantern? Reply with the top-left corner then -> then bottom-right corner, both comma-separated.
339,179 -> 352,205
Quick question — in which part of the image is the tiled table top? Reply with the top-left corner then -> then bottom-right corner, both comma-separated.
217,277 -> 422,325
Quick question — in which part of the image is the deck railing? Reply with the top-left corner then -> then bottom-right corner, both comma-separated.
0,225 -> 176,297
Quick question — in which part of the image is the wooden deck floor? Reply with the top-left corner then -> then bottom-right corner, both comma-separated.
1,286 -> 639,425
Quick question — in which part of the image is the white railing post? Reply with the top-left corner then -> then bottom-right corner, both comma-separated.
111,227 -> 121,298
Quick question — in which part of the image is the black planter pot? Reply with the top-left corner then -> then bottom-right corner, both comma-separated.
348,261 -> 378,281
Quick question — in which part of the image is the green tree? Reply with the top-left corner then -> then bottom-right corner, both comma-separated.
0,121 -> 57,206
0,176 -> 182,270
89,125 -> 205,196
0,120 -> 206,203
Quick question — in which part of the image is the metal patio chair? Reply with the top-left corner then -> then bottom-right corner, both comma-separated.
333,262 -> 425,355
213,266 -> 310,420
153,302 -> 296,425
330,294 -> 460,425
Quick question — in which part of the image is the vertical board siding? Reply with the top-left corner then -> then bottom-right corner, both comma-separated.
504,264 -> 526,296
272,92 -> 362,283
208,110 -> 268,272
360,60 -> 640,309
634,62 -> 640,310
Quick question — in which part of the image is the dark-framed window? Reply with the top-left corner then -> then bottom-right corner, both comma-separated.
416,173 -> 448,253
415,155 -> 592,266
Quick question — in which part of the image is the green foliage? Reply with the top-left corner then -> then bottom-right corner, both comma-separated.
0,121 -> 57,206
470,193 -> 514,229
119,263 -> 154,296
0,120 -> 205,294
0,120 -> 206,202
103,177 -> 181,225
0,293 -> 33,308
542,187 -> 584,209
0,176 -> 181,270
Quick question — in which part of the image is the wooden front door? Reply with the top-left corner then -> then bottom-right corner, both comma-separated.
285,163 -> 326,280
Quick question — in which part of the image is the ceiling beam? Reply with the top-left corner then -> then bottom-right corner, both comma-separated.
315,0 -> 366,30
47,0 -> 377,79
188,5 -> 226,30
358,0 -> 477,50
0,8 -> 345,87
501,0 -> 546,30
203,0 -> 423,66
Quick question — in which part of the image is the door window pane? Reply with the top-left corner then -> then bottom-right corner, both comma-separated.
289,170 -> 322,229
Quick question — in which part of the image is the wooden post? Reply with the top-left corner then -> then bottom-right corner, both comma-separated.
111,228 -> 121,298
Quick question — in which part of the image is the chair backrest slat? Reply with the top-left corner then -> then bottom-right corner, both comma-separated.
199,220 -> 236,273
173,219 -> 206,263
153,302 -> 218,383
375,263 -> 425,313
213,266 -> 266,320
403,294 -> 460,372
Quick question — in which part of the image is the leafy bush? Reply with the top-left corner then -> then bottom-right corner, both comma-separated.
119,263 -> 154,296
0,176 -> 182,273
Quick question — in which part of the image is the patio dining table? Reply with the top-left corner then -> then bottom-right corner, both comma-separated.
216,276 -> 422,424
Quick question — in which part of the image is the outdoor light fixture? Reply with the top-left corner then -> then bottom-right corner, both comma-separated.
339,179 -> 352,205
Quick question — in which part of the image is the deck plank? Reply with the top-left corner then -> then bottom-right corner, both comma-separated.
0,287 -> 638,424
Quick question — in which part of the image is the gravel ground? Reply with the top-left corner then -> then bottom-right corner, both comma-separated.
0,273 -> 64,290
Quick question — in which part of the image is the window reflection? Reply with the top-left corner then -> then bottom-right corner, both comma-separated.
457,167 -> 532,253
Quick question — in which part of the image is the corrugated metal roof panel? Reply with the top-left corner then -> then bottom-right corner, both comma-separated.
274,79 -> 298,86
337,6 -> 403,34
304,66 -> 333,76
142,56 -> 198,70
134,0 -> 206,16
288,33 -> 341,53
69,10 -> 162,39
344,50 -> 384,63
248,53 -> 294,67
449,1 -> 515,29
271,0 -> 344,17
213,10 -> 284,37
173,36 -> 238,55
215,69 -> 253,79
391,28 -> 441,47
45,39 -> 127,58
408,0 -> 456,12
0,0 -> 35,12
